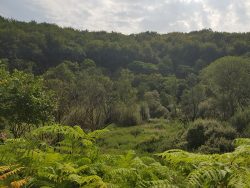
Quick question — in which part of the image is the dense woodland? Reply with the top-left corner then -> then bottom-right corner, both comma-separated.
0,16 -> 250,187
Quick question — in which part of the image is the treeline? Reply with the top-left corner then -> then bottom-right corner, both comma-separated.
1,16 -> 250,75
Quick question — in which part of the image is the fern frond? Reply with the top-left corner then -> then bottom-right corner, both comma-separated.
68,174 -> 107,187
187,163 -> 231,187
131,157 -> 147,169
233,138 -> 250,147
138,179 -> 172,188
88,129 -> 109,140
0,167 -> 24,180
0,165 -> 11,173
228,166 -> 250,188
10,177 -> 29,188
109,168 -> 137,178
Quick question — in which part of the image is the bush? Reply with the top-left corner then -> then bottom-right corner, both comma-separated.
112,103 -> 142,126
183,119 -> 237,153
144,90 -> 169,118
62,105 -> 107,130
139,102 -> 150,121
186,123 -> 205,150
199,137 -> 234,153
230,108 -> 250,134
153,105 -> 169,118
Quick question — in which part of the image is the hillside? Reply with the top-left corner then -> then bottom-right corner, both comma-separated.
0,16 -> 250,187
0,16 -> 250,76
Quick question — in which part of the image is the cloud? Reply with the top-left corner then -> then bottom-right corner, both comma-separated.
0,0 -> 50,22
0,0 -> 250,34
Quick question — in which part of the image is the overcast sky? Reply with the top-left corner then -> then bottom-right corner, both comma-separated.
0,0 -> 250,34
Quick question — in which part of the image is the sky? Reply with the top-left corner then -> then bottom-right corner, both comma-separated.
0,0 -> 250,34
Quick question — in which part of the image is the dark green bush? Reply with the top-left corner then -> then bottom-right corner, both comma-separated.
186,123 -> 205,150
230,108 -> 250,135
183,119 -> 237,153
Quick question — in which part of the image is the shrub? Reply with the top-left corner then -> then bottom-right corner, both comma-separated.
186,123 -> 205,150
230,108 -> 250,134
62,105 -> 107,130
139,102 -> 150,121
183,119 -> 237,153
112,103 -> 142,126
144,90 -> 169,118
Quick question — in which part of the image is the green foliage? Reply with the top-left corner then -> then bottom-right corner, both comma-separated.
0,124 -> 108,187
0,124 -> 183,187
201,56 -> 250,119
1,123 -> 249,187
0,68 -> 55,137
181,84 -> 205,121
112,103 -> 142,126
98,120 -> 184,153
1,16 -> 250,188
144,90 -> 169,118
44,62 -> 113,130
128,61 -> 158,74
159,138 -> 250,187
139,102 -> 150,121
230,108 -> 250,136
183,119 -> 237,153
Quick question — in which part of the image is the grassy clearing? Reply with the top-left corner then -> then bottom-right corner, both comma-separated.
97,119 -> 185,154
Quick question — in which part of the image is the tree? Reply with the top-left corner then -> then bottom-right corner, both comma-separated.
158,56 -> 174,76
44,62 -> 114,130
181,84 -> 205,120
68,70 -> 113,130
162,76 -> 183,117
144,90 -> 168,118
128,61 -> 158,74
230,107 -> 250,136
0,68 -> 55,137
111,69 -> 142,126
43,61 -> 77,123
201,56 -> 250,119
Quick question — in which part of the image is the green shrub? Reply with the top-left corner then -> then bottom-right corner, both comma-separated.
230,108 -> 250,135
186,123 -> 205,150
183,119 -> 237,153
139,102 -> 150,121
144,91 -> 169,118
112,103 -> 142,126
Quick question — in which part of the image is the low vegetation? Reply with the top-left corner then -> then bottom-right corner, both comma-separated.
0,124 -> 249,187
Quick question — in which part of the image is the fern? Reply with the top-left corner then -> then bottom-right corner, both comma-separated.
101,152 -> 181,188
10,178 -> 29,188
0,166 -> 24,180
68,174 -> 107,187
233,138 -> 250,147
159,138 -> 250,187
0,165 -> 11,173
187,163 -> 230,187
1,124 -> 249,188
138,179 -> 172,188
0,165 -> 28,188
